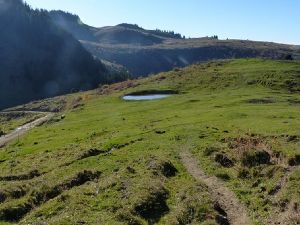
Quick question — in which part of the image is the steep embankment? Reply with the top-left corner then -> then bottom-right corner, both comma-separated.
0,59 -> 299,224
0,0 -> 108,110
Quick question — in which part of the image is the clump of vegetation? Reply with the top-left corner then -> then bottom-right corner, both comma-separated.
227,136 -> 272,161
246,98 -> 276,104
153,28 -> 183,39
241,150 -> 271,167
79,148 -> 108,160
203,146 -> 220,156
281,54 -> 294,60
147,158 -> 178,178
216,173 -> 231,181
166,184 -> 216,225
134,186 -> 169,224
0,130 -> 5,137
288,155 -> 300,166
214,153 -> 235,168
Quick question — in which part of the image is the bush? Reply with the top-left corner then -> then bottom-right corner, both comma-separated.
241,150 -> 271,167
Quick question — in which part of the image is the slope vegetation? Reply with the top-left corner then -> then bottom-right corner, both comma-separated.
0,59 -> 299,225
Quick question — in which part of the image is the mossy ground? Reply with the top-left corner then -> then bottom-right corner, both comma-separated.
0,59 -> 299,224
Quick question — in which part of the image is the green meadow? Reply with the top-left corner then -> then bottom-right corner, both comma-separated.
0,59 -> 299,225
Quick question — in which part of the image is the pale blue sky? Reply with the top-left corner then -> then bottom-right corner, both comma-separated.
25,0 -> 300,45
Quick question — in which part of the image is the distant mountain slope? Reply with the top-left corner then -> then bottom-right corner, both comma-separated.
84,39 -> 300,76
0,0 -> 108,110
49,11 -> 183,46
49,11 -> 300,77
48,10 -> 97,42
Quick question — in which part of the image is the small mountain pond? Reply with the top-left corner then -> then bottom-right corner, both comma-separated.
123,90 -> 177,101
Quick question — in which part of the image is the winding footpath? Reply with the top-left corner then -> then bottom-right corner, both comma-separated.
180,150 -> 251,225
0,112 -> 53,147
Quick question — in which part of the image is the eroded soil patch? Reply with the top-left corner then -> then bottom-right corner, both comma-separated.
246,98 -> 275,104
0,170 -> 41,182
0,186 -> 28,203
0,170 -> 101,222
288,155 -> 300,166
134,187 -> 169,225
79,148 -> 109,160
214,202 -> 230,225
147,158 -> 178,178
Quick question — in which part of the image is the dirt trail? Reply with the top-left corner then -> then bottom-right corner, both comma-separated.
0,112 -> 53,147
180,150 -> 251,225
267,166 -> 300,225
0,110 -> 48,114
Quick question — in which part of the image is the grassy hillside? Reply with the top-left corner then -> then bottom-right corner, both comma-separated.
0,59 -> 299,225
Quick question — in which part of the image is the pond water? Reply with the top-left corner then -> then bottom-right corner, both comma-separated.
123,94 -> 171,101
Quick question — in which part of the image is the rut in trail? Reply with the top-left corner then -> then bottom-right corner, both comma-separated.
180,150 -> 251,225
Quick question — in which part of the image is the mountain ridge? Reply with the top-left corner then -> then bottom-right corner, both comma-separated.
48,10 -> 300,76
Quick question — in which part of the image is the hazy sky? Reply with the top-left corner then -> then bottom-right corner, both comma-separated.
25,0 -> 300,45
